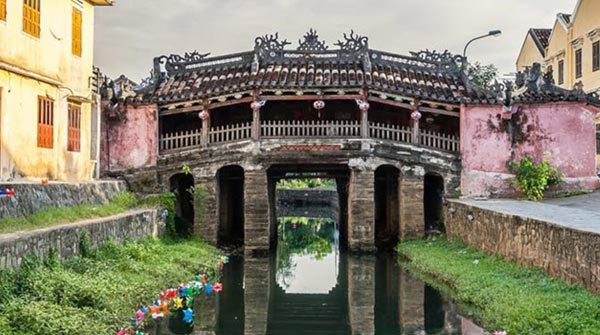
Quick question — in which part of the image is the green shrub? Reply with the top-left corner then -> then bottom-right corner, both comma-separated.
508,157 -> 562,201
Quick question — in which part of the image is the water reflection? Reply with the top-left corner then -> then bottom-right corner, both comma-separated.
152,206 -> 485,335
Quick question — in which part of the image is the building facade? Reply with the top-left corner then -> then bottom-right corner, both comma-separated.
0,0 -> 112,181
516,0 -> 600,167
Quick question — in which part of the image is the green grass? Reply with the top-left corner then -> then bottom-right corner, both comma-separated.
0,192 -> 174,235
0,237 -> 218,335
397,238 -> 600,335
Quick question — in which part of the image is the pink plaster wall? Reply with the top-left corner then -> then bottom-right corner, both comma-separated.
461,102 -> 599,197
100,103 -> 158,172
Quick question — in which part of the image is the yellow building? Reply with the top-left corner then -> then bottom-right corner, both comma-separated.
517,0 -> 600,168
0,0 -> 112,181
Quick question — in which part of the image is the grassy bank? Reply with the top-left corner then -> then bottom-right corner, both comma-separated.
0,192 -> 173,235
398,239 -> 600,335
0,237 -> 218,335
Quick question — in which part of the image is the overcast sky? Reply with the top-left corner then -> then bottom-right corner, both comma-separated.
94,0 -> 575,82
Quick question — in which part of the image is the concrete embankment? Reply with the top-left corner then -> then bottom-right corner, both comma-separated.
0,208 -> 167,269
445,192 -> 600,294
0,180 -> 127,219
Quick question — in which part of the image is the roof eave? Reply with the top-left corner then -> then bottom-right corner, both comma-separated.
87,0 -> 114,6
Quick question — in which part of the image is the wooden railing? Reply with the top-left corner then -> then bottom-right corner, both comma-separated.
209,122 -> 252,144
261,120 -> 361,138
420,129 -> 459,152
369,122 -> 412,143
160,128 -> 202,152
159,121 -> 460,153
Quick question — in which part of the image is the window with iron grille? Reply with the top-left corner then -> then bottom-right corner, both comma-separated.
68,103 -> 81,152
23,0 -> 41,37
72,8 -> 82,56
558,60 -> 564,85
593,41 -> 599,72
37,96 -> 53,148
575,49 -> 583,79
0,0 -> 7,22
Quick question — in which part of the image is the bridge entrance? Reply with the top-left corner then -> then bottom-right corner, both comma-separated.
169,173 -> 195,236
375,165 -> 400,250
217,165 -> 245,247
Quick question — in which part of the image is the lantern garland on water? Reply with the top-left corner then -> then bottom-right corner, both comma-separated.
0,187 -> 14,197
114,255 -> 230,335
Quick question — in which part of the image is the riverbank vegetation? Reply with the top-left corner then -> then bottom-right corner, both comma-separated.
0,192 -> 173,235
398,239 -> 600,335
0,237 -> 218,335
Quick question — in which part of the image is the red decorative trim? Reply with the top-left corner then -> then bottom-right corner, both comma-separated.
278,145 -> 342,151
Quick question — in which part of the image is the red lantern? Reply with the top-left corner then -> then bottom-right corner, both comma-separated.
411,111 -> 422,121
199,110 -> 210,121
313,100 -> 325,110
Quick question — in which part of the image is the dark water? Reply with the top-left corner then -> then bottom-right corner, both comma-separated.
151,212 -> 484,335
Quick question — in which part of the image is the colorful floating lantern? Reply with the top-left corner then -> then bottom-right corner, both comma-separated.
411,110 -> 422,121
0,188 -> 14,197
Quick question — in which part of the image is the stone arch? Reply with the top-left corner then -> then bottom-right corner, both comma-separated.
424,172 -> 445,233
217,165 -> 245,247
374,164 -> 400,250
169,173 -> 195,236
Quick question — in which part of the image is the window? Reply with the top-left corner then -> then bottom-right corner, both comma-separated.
593,41 -> 600,72
67,103 -> 81,152
575,49 -> 583,79
71,8 -> 82,56
558,60 -> 564,85
23,0 -> 41,37
0,0 -> 7,22
37,96 -> 53,148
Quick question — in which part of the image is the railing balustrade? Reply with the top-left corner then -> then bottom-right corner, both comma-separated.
159,120 -> 460,153
369,122 -> 412,143
261,120 -> 361,138
160,128 -> 202,152
209,122 -> 252,144
419,129 -> 459,152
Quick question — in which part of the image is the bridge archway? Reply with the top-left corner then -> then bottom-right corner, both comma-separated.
217,165 -> 245,247
424,173 -> 444,233
374,165 -> 400,250
169,173 -> 195,236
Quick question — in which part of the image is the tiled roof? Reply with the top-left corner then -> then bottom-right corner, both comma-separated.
529,28 -> 552,56
153,31 -> 472,105
558,13 -> 571,24
129,31 -> 599,107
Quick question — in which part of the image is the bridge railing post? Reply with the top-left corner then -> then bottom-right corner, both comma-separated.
412,119 -> 420,145
200,110 -> 210,147
251,100 -> 265,141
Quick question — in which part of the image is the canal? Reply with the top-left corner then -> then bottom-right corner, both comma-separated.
152,202 -> 482,334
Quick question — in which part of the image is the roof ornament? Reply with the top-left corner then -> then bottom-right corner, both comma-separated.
409,49 -> 464,66
335,30 -> 369,57
255,33 -> 291,60
153,51 -> 211,75
297,28 -> 328,52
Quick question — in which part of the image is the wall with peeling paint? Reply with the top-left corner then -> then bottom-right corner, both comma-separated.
461,102 -> 599,197
100,103 -> 158,172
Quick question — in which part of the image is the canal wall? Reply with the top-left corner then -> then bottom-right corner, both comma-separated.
0,208 -> 167,270
444,200 -> 600,294
0,180 -> 127,219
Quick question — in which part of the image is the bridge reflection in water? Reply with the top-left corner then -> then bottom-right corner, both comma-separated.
152,206 -> 483,335
216,207 -> 479,335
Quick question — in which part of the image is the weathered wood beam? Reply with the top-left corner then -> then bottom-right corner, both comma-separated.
260,94 -> 363,101
367,96 -> 414,110
418,106 -> 460,117
160,104 -> 205,116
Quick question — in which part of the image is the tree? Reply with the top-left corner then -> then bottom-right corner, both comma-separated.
468,62 -> 499,88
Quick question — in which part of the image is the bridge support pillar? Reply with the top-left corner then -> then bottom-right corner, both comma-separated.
244,168 -> 271,254
399,175 -> 424,241
348,168 -> 376,252
348,256 -> 375,335
399,271 -> 425,333
194,176 -> 218,244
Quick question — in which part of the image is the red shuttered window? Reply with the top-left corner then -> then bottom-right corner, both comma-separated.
23,0 -> 41,37
37,96 -> 53,148
67,103 -> 81,152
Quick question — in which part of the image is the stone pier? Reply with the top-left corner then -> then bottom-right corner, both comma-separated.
244,168 -> 271,254
244,257 -> 270,335
195,176 -> 218,244
399,175 -> 425,241
348,168 -> 376,252
399,271 -> 425,333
